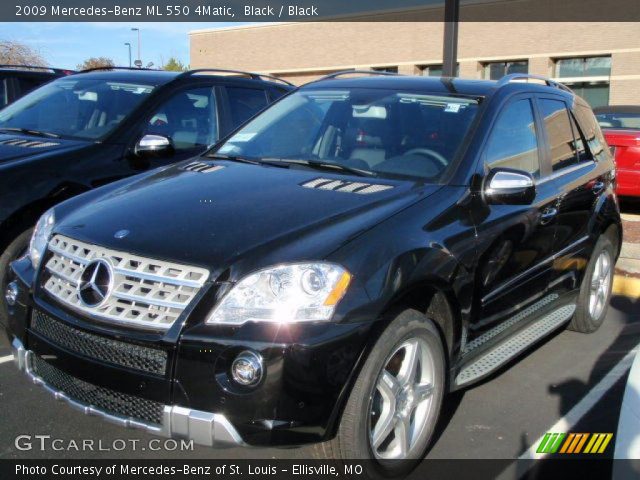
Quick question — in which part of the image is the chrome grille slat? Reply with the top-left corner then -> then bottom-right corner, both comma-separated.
43,235 -> 209,331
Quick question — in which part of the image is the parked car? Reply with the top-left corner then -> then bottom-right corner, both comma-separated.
6,72 -> 620,475
0,65 -> 73,108
0,67 -> 293,321
594,105 -> 640,197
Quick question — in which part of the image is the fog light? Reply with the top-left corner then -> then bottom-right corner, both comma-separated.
5,281 -> 18,307
231,351 -> 263,386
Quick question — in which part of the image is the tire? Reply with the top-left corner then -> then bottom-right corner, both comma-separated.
568,233 -> 615,333
0,228 -> 32,323
311,309 -> 446,477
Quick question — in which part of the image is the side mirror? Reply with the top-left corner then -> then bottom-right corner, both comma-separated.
484,168 -> 536,205
134,134 -> 174,158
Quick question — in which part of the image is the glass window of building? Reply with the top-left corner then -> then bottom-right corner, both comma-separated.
371,66 -> 398,73
555,56 -> 611,108
483,60 -> 528,80
420,64 -> 460,77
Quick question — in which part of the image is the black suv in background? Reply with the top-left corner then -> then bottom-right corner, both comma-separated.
0,67 -> 292,320
6,72 -> 620,475
0,65 -> 73,108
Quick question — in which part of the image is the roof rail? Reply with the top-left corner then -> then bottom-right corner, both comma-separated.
0,64 -> 73,74
180,69 -> 295,87
313,69 -> 403,83
497,73 -> 573,93
78,66 -> 158,74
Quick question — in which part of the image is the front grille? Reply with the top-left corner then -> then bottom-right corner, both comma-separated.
31,310 -> 168,375
43,235 -> 209,330
31,354 -> 164,425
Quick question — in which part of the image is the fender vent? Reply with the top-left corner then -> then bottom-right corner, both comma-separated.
301,178 -> 393,195
182,161 -> 223,173
0,138 -> 59,148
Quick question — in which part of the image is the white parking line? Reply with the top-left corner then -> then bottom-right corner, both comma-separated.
0,354 -> 14,365
519,343 -> 640,460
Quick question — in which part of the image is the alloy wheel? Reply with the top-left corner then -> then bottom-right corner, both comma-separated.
369,337 -> 436,459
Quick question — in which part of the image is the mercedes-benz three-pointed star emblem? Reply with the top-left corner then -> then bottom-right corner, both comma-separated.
78,258 -> 114,308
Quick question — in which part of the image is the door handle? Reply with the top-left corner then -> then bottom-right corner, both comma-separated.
540,207 -> 558,225
592,181 -> 605,194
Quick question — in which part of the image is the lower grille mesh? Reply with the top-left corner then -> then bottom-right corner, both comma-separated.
31,355 -> 164,425
31,310 -> 167,375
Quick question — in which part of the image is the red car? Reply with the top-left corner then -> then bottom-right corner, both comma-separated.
594,105 -> 640,197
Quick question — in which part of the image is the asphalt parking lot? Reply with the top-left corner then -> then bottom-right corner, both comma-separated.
1,206 -> 639,464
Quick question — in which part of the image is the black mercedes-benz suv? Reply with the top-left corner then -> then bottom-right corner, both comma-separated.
0,67 -> 292,322
6,72 -> 621,474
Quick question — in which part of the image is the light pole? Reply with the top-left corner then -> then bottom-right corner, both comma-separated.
442,0 -> 460,77
124,42 -> 132,68
131,27 -> 141,67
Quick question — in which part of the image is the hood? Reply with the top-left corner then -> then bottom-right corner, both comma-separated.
0,133 -> 90,163
55,160 -> 439,279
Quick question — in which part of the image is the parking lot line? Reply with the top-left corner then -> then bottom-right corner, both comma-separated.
518,342 -> 640,460
0,354 -> 14,365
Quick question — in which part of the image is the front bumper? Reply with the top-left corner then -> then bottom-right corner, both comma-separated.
11,336 -> 245,448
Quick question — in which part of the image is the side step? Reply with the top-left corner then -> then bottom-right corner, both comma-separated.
455,304 -> 576,387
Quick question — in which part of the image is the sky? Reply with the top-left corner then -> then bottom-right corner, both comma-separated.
0,22 -> 248,69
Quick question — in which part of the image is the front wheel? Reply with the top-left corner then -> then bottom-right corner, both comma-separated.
314,309 -> 445,477
0,228 -> 32,322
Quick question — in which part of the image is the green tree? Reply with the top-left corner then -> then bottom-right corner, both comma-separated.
77,57 -> 115,71
162,57 -> 188,72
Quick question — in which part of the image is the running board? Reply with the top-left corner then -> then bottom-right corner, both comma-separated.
455,304 -> 576,387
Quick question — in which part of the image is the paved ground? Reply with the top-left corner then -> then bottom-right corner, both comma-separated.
1,203 -> 639,464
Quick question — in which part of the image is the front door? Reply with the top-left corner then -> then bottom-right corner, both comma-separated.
469,95 -> 560,347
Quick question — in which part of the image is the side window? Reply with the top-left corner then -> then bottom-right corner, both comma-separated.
538,98 -> 580,172
574,104 -> 606,161
568,111 -> 590,163
145,87 -> 218,150
18,77 -> 46,96
485,98 -> 540,177
226,87 -> 268,127
0,78 -> 8,107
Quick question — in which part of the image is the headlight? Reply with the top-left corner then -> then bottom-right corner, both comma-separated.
29,209 -> 55,270
207,263 -> 351,325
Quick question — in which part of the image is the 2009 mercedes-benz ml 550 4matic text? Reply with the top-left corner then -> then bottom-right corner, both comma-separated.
5,72 -> 621,474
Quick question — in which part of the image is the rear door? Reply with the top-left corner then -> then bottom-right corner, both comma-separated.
470,95 -> 560,341
537,96 -> 611,299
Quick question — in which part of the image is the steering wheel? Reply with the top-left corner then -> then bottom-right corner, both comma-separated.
404,148 -> 449,170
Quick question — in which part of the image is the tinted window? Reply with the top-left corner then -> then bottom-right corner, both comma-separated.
539,99 -> 579,171
596,112 -> 640,130
145,87 -> 218,150
216,88 -> 480,182
18,76 -> 47,96
485,99 -> 540,177
0,78 -> 156,140
0,78 -> 7,107
227,87 -> 268,126
574,104 -> 606,161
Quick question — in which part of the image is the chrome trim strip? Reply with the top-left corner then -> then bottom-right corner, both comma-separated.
111,291 -> 189,310
11,339 -> 246,447
482,235 -> 589,305
537,161 -> 595,185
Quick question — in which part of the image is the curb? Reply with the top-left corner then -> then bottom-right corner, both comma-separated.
613,274 -> 640,299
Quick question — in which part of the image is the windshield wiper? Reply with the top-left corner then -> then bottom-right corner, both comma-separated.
207,154 -> 291,169
262,159 -> 378,177
0,127 -> 61,139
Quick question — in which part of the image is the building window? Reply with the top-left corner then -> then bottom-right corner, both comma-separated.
555,56 -> 611,108
483,60 -> 528,80
419,64 -> 459,77
371,66 -> 398,73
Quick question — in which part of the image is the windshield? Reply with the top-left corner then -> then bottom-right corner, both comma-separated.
214,88 -> 479,181
596,112 -> 640,130
0,77 -> 156,140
